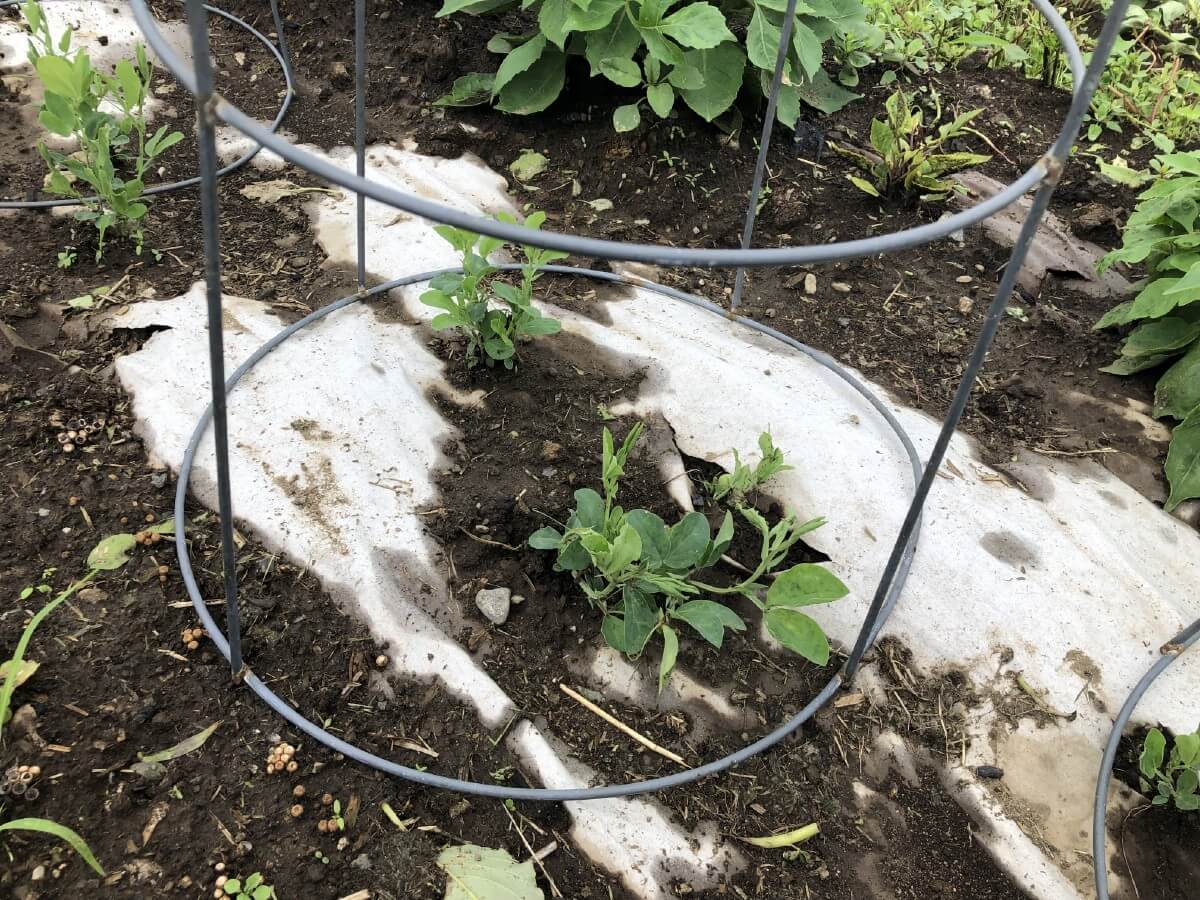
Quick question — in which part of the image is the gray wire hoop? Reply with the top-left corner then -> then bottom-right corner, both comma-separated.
10,0 -> 1195,896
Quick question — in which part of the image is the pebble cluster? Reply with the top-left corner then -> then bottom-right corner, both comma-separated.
265,742 -> 297,775
52,414 -> 105,454
181,626 -> 206,651
1,765 -> 42,801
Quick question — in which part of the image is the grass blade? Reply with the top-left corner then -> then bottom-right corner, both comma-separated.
0,818 -> 106,876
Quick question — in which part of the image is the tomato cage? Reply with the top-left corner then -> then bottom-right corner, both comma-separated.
7,0 -> 1191,894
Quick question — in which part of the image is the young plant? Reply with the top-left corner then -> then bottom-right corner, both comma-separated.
22,1 -> 183,260
529,424 -> 848,687
222,872 -> 276,900
708,431 -> 792,507
434,0 -> 869,131
834,87 -> 990,202
420,210 -> 565,369
1139,726 -> 1200,811
1094,149 -> 1200,510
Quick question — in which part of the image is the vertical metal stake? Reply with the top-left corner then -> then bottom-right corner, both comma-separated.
185,0 -> 242,675
269,0 -> 295,96
730,0 -> 800,310
354,0 -> 367,289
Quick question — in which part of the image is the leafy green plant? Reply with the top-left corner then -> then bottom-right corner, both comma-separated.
434,0 -> 869,131
420,210 -> 565,368
1139,726 -> 1200,810
1095,149 -> 1200,510
529,423 -> 848,688
708,431 -> 792,506
222,871 -> 276,900
834,87 -> 989,202
22,1 -> 183,260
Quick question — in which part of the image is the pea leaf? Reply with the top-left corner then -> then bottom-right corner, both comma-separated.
86,533 -> 137,571
496,47 -> 567,114
599,56 -> 643,87
1165,406 -> 1200,511
764,608 -> 830,664
1121,317 -> 1200,356
436,843 -> 544,900
647,83 -> 675,118
672,599 -> 745,648
658,3 -> 734,49
622,585 -> 658,656
1140,728 -> 1166,778
529,527 -> 563,549
572,488 -> 605,530
658,625 -> 679,692
679,43 -> 745,122
613,102 -> 642,132
766,564 -> 849,609
626,509 -> 670,568
664,512 -> 710,570
494,35 -> 548,96
745,7 -> 783,72
1154,342 -> 1200,419
138,721 -> 221,763
435,72 -> 496,107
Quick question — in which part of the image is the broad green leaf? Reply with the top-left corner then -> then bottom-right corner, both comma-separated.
658,3 -> 733,49
1177,790 -> 1200,810
1177,767 -> 1199,798
745,6 -> 783,72
530,526 -> 563,550
1176,732 -> 1200,766
435,72 -> 496,107
605,523 -> 642,576
510,150 -> 548,181
35,55 -> 78,101
557,538 -> 592,572
584,15 -> 642,76
1155,342 -> 1200,419
701,510 -> 735,567
496,47 -> 566,114
138,721 -> 221,763
658,625 -> 678,691
602,614 -> 629,652
1122,317 -> 1200,356
1100,352 -> 1176,376
646,82 -> 674,117
87,532 -> 137,570
1159,152 -> 1200,176
1095,301 -> 1136,330
573,488 -> 604,530
1165,406 -> 1200,510
666,63 -> 703,90
622,585 -> 658,656
848,175 -> 881,197
420,289 -> 458,312
626,509 -> 670,568
613,102 -> 642,131
599,56 -> 643,87
1166,262 -> 1200,298
566,0 -> 623,31
494,35 -> 548,96
679,42 -> 745,121
639,27 -> 684,65
539,0 -> 571,48
764,608 -> 830,664
794,68 -> 859,114
436,844 -> 544,900
114,58 -> 143,108
664,512 -> 710,569
672,599 -> 745,648
766,564 -> 849,609
0,819 -> 105,876
520,315 -> 561,336
790,19 -> 823,79
437,0 -> 512,15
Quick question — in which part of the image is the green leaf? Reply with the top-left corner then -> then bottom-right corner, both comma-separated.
566,0 -> 623,31
496,47 -> 567,114
1155,342 -> 1200,419
766,564 -> 849,609
437,844 -> 544,900
510,150 -> 548,181
622,585 -> 658,656
848,175 -> 881,197
658,625 -> 678,691
437,0 -> 512,15
1165,406 -> 1200,510
658,3 -> 733,49
599,56 -> 643,87
745,7 -> 783,72
585,15 -> 642,76
1123,317 -> 1200,356
35,55 -> 79,102
86,533 -> 137,570
494,35 -> 548,95
557,539 -> 592,572
679,43 -> 745,121
435,72 -> 496,107
1137,729 -> 1166,777
1095,301 -> 1137,330
666,63 -> 703,90
646,83 -> 674,118
529,527 -> 564,550
1175,732 -> 1200,767
794,68 -> 859,114
252,887 -> 273,900
139,721 -> 221,763
605,523 -> 643,576
539,0 -> 571,48
520,315 -> 561,336
114,58 -> 143,108
790,19 -> 823,79
672,599 -> 745,648
224,879 -> 242,894
0,819 -> 105,876
1101,353 -> 1176,376
701,510 -> 735,567
613,103 -> 642,131
664,512 -> 710,569
764,608 -> 830,664
626,509 -> 670,568
1166,262 -> 1200,298
572,488 -> 605,530
601,614 -> 628,652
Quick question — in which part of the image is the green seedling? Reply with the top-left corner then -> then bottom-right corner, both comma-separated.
222,871 -> 276,900
708,431 -> 792,507
56,249 -> 76,269
1140,726 -> 1200,810
530,424 -> 848,688
835,87 -> 990,202
420,210 -> 565,369
1095,148 -> 1200,510
22,1 -> 183,260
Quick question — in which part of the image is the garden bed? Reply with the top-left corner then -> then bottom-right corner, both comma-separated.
2,2 -> 1198,899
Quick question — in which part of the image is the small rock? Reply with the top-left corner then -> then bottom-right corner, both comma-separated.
30,866 -> 45,882
329,61 -> 350,85
831,281 -> 851,293
765,308 -> 776,318
958,296 -> 973,315
151,472 -> 168,488
956,275 -> 973,284
974,764 -> 1004,780
541,440 -> 561,461
511,594 -> 525,606
37,508 -> 49,517
804,273 -> 817,294
541,467 -> 557,478
474,587 -> 511,625
350,854 -> 372,871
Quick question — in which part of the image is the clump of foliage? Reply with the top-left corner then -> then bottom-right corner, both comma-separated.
1140,726 -> 1200,810
222,872 -> 276,900
529,423 -> 848,688
420,210 -> 565,369
22,1 -> 182,260
707,431 -> 791,506
1095,149 -> 1200,511
834,87 -> 989,202
434,0 -> 869,131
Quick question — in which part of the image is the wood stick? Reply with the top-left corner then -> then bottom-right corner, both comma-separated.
558,683 -> 686,767
503,804 -> 562,898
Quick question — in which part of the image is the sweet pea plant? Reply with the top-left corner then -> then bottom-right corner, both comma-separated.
22,1 -> 182,260
1095,149 -> 1200,510
1140,726 -> 1200,811
434,0 -> 869,131
529,424 -> 848,688
420,210 -> 565,368
707,431 -> 791,506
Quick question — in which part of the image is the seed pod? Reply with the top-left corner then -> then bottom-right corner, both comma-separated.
150,533 -> 162,544
66,430 -> 78,441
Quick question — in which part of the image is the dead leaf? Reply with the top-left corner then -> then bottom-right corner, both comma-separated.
0,659 -> 38,690
833,692 -> 866,709
240,179 -> 338,204
138,721 -> 221,764
141,803 -> 169,847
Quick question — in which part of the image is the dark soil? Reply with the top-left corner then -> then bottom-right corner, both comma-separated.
0,0 -> 1190,898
